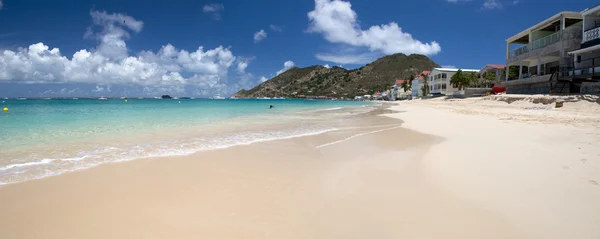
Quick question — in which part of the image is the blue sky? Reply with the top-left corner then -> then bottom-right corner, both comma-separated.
0,0 -> 596,97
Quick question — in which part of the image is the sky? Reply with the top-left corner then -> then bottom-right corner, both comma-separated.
0,0 -> 596,97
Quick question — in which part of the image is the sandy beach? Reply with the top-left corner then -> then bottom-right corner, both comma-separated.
1,97 -> 600,239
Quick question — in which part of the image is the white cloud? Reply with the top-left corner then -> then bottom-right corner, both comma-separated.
237,60 -> 248,73
441,65 -> 457,69
483,0 -> 502,9
307,0 -> 441,56
323,64 -> 330,68
0,10 -> 248,96
276,61 -> 295,75
270,25 -> 283,32
92,85 -> 104,92
0,0 -> 3,10
259,76 -> 269,82
203,3 -> 224,20
512,0 -> 519,5
253,29 -> 267,43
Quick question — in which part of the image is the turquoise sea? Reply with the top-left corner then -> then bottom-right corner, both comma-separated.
0,98 -> 373,184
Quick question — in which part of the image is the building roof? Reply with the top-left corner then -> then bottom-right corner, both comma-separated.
432,68 -> 480,73
484,64 -> 506,69
582,4 -> 600,16
480,64 -> 506,72
506,11 -> 582,43
396,79 -> 408,84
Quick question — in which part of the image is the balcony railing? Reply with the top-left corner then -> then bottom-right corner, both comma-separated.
531,31 -> 562,50
509,24 -> 582,59
583,26 -> 600,43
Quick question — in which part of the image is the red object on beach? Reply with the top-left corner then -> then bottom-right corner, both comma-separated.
492,86 -> 506,93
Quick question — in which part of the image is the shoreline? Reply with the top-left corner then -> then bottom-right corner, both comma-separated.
1,98 -> 599,238
0,102 -> 375,185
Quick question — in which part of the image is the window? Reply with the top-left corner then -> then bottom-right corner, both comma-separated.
442,84 -> 447,90
441,73 -> 447,79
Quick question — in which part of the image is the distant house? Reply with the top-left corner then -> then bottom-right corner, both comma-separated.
412,70 -> 430,97
394,79 -> 411,100
427,68 -> 480,95
479,64 -> 506,87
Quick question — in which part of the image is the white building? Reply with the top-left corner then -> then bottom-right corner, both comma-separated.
567,4 -> 600,93
427,68 -> 480,95
504,11 -> 583,94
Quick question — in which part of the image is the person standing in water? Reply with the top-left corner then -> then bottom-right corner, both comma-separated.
269,105 -> 274,109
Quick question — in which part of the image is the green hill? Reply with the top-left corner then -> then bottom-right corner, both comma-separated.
231,53 -> 440,98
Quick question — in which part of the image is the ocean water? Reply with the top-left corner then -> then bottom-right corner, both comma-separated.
0,98 -> 373,184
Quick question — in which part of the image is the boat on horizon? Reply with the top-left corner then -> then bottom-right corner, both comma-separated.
17,98 -> 27,100
98,97 -> 108,101
211,95 -> 225,100
72,98 -> 79,100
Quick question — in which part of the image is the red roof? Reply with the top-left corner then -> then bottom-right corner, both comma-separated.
415,70 -> 431,80
396,79 -> 407,84
485,64 -> 506,69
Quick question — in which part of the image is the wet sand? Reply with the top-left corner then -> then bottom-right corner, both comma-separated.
0,104 -> 555,238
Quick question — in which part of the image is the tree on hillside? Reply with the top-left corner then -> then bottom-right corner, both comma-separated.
450,69 -> 471,90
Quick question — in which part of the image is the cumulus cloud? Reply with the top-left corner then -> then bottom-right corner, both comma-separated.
482,0 -> 502,9
441,65 -> 457,69
259,76 -> 269,83
0,10 -> 250,97
270,25 -> 283,32
276,61 -> 295,75
307,0 -> 441,56
253,29 -> 267,43
203,3 -> 224,20
323,64 -> 330,68
0,0 -> 3,10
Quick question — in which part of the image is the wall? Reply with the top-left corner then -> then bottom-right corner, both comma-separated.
452,88 -> 493,98
584,15 -> 600,31
581,82 -> 600,94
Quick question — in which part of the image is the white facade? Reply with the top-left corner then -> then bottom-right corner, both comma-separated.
411,79 -> 423,97
427,68 -> 480,95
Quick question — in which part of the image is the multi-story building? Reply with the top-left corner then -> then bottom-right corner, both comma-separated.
566,4 -> 600,94
504,11 -> 583,94
427,68 -> 479,95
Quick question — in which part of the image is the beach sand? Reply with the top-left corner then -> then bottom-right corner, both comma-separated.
1,98 -> 599,239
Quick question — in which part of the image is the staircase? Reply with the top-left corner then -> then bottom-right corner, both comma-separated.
549,72 -> 571,94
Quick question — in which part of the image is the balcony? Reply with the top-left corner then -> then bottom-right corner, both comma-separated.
581,26 -> 600,49
510,31 -> 563,58
508,25 -> 582,63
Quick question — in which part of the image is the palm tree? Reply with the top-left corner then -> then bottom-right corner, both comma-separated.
400,80 -> 411,92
